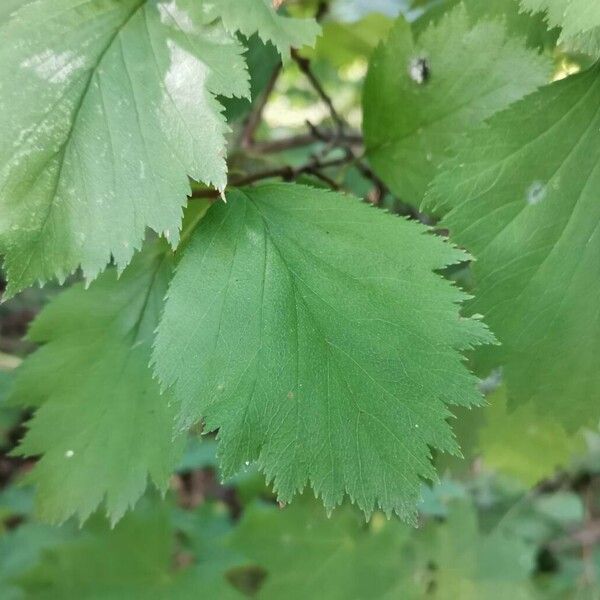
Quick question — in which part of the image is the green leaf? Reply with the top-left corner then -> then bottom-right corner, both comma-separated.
232,496 -> 537,599
416,500 -> 537,599
153,182 -> 493,521
477,388 -> 585,485
231,499 -> 417,600
205,0 -> 321,58
309,13 -> 394,68
0,0 -> 249,296
520,0 -> 600,56
424,64 -> 600,429
0,0 -> 31,21
0,522 -> 75,600
222,34 -> 281,124
11,242 -> 182,525
363,6 -> 551,205
18,499 -> 247,599
412,0 -> 560,51
521,0 -> 600,43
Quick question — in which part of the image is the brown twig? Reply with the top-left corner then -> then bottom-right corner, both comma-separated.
291,49 -> 345,134
240,63 -> 282,150
248,129 -> 363,154
191,155 -> 352,199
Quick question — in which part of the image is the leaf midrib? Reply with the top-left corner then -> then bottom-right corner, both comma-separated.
15,0 -> 147,284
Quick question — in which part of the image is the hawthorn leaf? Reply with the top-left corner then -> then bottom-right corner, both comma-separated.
363,6 -> 551,205
415,501 -> 537,599
0,0 -> 249,297
0,522 -> 76,600
10,242 -> 182,525
412,0 -> 560,51
153,183 -> 493,521
521,0 -> 600,46
424,64 -> 600,429
477,388 -> 585,486
18,500 -> 243,599
232,497 -> 537,599
222,34 -> 281,123
309,13 -> 393,68
231,499 -> 417,600
204,0 -> 321,58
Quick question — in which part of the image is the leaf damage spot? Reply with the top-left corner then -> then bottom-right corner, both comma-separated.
408,57 -> 430,85
526,181 -> 547,205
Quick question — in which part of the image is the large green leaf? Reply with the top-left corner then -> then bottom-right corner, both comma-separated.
363,6 -> 551,205
153,182 -> 493,521
425,64 -> 600,429
11,242 -> 182,525
0,0 -> 259,296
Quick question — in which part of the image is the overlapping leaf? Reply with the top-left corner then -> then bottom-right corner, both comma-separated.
363,5 -> 551,205
425,64 -> 600,429
18,500 -> 244,599
205,0 -> 321,58
477,388 -> 585,485
10,242 -> 182,525
0,0 -> 318,297
232,497 -> 537,599
231,500 -> 417,599
415,501 -> 537,599
153,182 -> 493,521
412,0 -> 560,51
521,0 -> 600,51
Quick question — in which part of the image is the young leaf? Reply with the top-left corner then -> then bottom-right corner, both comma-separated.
153,183 -> 493,521
10,242 -> 182,525
205,0 -> 321,58
363,6 -> 551,205
425,64 -> 600,429
0,0 -> 249,296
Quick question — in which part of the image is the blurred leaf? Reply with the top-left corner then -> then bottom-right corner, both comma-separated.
311,14 -> 393,67
478,388 -> 585,486
231,498 -> 418,599
18,499 -> 242,599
